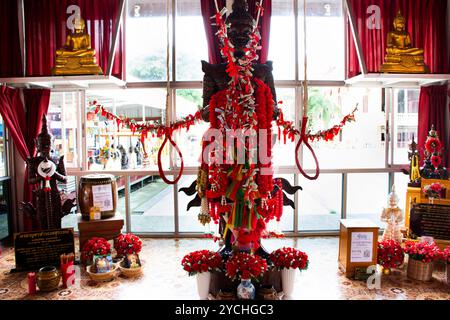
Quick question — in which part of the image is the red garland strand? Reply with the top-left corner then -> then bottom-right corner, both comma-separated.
276,106 -> 358,143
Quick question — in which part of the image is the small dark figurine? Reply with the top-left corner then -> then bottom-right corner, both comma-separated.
21,115 -> 76,230
407,135 -> 421,187
135,141 -> 142,167
118,144 -> 129,170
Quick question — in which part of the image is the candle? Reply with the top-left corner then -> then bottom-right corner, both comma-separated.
28,272 -> 36,295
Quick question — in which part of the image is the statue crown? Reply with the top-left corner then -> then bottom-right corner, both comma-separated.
226,0 -> 254,27
394,10 -> 405,24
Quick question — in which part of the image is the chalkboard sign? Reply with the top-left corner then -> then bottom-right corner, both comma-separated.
13,228 -> 75,271
410,204 -> 450,241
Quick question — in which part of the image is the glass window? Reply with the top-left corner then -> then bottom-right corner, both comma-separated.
270,0 -> 296,80
394,172 -> 410,216
0,116 -> 7,177
274,174 -> 295,232
175,0 -> 208,80
86,89 -> 168,171
346,173 -> 389,228
392,89 -> 419,164
130,175 -> 175,233
0,179 -> 11,240
273,88 -> 296,167
178,175 -> 204,233
303,87 -> 385,169
299,0 -> 345,80
175,89 -> 208,167
126,0 -> 168,82
48,92 -> 80,168
298,173 -> 341,231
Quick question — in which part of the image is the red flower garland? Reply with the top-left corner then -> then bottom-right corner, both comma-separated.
269,247 -> 309,271
276,106 -> 357,143
225,252 -> 267,281
114,233 -> 143,255
181,250 -> 223,276
377,240 -> 404,269
404,241 -> 441,263
81,237 -> 111,262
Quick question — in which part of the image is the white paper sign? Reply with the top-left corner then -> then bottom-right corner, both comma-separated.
350,232 -> 373,263
92,184 -> 113,212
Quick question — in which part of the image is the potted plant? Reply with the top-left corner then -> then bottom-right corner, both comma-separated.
377,240 -> 404,275
82,237 -> 118,282
423,182 -> 444,203
441,246 -> 450,285
81,237 -> 111,265
115,233 -> 143,277
268,247 -> 309,297
404,241 -> 441,281
225,252 -> 267,300
181,250 -> 223,300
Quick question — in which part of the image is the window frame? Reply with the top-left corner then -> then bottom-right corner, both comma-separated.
56,0 -> 413,237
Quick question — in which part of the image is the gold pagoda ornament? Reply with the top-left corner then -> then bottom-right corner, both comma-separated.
380,11 -> 428,74
52,12 -> 103,76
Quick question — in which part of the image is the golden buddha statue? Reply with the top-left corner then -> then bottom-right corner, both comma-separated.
52,15 -> 103,76
380,11 -> 428,73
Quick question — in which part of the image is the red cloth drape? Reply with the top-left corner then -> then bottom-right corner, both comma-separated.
0,87 -> 50,231
24,0 -> 123,79
0,0 -> 23,77
347,0 -> 449,78
417,84 -> 448,167
201,0 -> 271,64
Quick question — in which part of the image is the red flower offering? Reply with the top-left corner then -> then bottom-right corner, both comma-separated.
269,247 -> 309,271
377,240 -> 404,269
81,237 -> 111,263
225,252 -> 267,281
114,233 -> 143,255
404,241 -> 441,263
441,246 -> 450,264
181,250 -> 223,276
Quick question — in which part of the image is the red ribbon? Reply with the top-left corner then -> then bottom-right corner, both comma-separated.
157,130 -> 184,185
295,117 -> 320,180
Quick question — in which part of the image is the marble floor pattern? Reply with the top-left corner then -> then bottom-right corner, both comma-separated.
0,237 -> 448,300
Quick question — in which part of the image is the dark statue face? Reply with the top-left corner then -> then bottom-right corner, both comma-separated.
37,139 -> 51,156
228,22 -> 253,59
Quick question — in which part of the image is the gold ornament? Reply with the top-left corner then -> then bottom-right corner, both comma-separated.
380,11 -> 428,73
52,14 -> 103,76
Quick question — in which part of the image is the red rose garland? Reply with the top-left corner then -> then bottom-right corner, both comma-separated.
114,233 -> 143,256
377,240 -> 404,269
181,250 -> 223,276
269,247 -> 309,271
81,237 -> 111,263
225,252 -> 267,281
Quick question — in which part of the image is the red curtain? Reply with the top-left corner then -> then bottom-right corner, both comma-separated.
0,86 -> 50,231
417,84 -> 448,167
201,0 -> 272,64
24,0 -> 123,79
0,0 -> 23,77
347,0 -> 448,78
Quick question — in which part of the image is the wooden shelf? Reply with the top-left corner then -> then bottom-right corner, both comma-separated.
0,75 -> 125,90
345,73 -> 450,88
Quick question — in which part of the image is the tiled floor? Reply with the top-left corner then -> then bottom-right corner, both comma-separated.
0,237 -> 448,300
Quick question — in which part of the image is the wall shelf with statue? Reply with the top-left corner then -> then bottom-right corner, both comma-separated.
345,73 -> 450,88
0,75 -> 125,90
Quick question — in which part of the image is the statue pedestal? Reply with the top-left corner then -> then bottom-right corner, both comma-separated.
77,215 -> 124,260
209,270 -> 282,298
380,55 -> 428,74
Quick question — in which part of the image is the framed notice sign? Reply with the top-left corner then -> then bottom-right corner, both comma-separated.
92,183 -> 114,211
350,232 -> 374,263
13,228 -> 75,271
